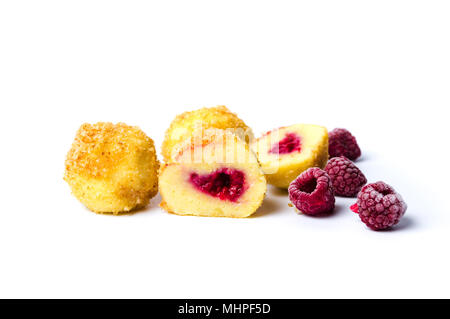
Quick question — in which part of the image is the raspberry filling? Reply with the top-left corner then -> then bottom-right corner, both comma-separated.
269,133 -> 301,154
189,168 -> 247,202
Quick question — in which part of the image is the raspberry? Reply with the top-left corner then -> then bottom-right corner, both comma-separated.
325,156 -> 367,197
328,128 -> 361,160
288,167 -> 335,215
351,181 -> 407,230
269,133 -> 301,154
189,168 -> 247,202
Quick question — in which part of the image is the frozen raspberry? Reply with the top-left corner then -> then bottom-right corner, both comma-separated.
328,128 -> 361,160
351,181 -> 407,230
288,167 -> 335,215
325,156 -> 367,197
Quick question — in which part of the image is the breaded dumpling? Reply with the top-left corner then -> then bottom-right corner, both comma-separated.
161,105 -> 253,162
159,129 -> 266,218
252,124 -> 328,189
64,122 -> 159,214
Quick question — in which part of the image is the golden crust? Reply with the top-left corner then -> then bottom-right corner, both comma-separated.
168,128 -> 239,163
161,105 -> 253,162
64,122 -> 159,214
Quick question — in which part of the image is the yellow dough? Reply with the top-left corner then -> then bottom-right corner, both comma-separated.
161,105 -> 253,162
159,129 -> 266,218
252,124 -> 328,189
64,122 -> 159,214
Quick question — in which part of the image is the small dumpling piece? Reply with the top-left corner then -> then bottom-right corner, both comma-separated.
159,129 -> 266,218
252,124 -> 329,189
161,105 -> 253,162
64,122 -> 159,214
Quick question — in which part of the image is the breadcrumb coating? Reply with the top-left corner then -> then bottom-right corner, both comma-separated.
161,105 -> 253,162
64,122 -> 159,214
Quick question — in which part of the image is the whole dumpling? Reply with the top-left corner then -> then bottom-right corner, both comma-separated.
64,122 -> 159,214
161,105 -> 253,162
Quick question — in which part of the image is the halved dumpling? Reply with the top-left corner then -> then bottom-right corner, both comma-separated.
159,130 -> 266,218
252,124 -> 328,189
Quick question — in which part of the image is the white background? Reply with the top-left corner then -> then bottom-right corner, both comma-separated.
0,0 -> 449,298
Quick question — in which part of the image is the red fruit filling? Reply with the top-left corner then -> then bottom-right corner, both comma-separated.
269,133 -> 301,154
189,168 -> 247,202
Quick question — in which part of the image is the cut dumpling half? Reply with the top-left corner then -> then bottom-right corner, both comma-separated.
252,124 -> 328,189
159,129 -> 266,217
